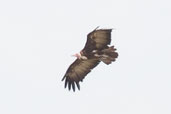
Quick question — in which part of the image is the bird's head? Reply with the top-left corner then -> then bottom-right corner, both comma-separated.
72,53 -> 81,59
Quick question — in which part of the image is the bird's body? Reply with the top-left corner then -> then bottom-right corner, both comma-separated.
62,27 -> 118,91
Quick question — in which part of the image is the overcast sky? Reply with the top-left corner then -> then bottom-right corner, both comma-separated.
0,0 -> 171,114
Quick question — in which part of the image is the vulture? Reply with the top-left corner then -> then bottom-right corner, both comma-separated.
62,27 -> 118,91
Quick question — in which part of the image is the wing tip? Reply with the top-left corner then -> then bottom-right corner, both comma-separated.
94,26 -> 100,31
62,77 -> 81,92
61,75 -> 66,81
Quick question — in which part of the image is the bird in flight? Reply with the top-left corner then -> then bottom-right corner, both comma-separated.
62,27 -> 118,91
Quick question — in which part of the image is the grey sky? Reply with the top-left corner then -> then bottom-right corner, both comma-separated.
0,0 -> 171,114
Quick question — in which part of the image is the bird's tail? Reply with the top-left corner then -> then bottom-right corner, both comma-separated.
100,46 -> 118,65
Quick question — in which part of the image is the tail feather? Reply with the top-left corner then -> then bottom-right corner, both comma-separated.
100,46 -> 118,65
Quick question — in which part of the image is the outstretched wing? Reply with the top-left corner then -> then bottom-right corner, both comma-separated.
62,58 -> 100,91
82,28 -> 112,54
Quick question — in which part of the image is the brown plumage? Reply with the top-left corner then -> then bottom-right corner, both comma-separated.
62,27 -> 118,91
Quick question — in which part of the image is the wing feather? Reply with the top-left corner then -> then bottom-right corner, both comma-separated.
62,58 -> 100,91
82,28 -> 112,54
